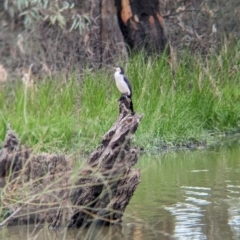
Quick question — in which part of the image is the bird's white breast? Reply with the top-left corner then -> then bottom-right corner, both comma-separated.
114,72 -> 130,95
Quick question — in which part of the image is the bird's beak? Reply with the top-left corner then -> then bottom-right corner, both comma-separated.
113,67 -> 116,70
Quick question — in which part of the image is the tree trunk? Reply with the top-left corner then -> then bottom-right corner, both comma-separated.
114,0 -> 169,54
0,97 -> 141,228
100,0 -> 128,64
99,0 -> 169,64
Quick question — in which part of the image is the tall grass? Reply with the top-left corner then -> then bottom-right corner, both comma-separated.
1,43 -> 240,152
0,78 -> 79,152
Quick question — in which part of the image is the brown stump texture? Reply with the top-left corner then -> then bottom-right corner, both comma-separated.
0,97 -> 142,228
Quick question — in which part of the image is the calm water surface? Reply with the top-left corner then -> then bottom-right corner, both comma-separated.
1,142 -> 240,239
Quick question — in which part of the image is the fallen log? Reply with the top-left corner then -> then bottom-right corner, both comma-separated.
0,96 -> 142,228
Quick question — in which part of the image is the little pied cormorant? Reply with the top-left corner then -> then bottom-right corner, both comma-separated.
114,66 -> 134,114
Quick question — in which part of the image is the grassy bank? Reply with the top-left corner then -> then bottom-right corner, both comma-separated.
1,43 -> 240,153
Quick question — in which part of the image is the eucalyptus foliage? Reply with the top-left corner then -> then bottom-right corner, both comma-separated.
3,0 -> 90,33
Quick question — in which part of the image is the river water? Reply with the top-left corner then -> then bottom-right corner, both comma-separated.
1,142 -> 240,239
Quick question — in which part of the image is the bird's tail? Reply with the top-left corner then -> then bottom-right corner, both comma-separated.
129,97 -> 134,114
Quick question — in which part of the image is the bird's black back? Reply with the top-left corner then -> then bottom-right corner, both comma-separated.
123,75 -> 132,97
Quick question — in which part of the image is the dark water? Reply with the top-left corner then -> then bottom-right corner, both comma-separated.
1,143 -> 240,239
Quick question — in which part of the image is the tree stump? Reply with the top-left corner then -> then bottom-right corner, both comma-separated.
0,97 -> 142,228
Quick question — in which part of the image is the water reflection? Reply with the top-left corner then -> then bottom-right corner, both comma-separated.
1,224 -> 125,240
126,142 -> 240,240
166,202 -> 207,239
1,142 -> 240,239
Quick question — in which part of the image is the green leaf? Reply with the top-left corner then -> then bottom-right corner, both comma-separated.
4,0 -> 9,10
19,10 -> 29,17
50,15 -> 57,25
57,14 -> 66,28
69,18 -> 77,31
43,0 -> 49,8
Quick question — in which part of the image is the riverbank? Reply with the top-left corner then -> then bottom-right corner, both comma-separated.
1,43 -> 240,153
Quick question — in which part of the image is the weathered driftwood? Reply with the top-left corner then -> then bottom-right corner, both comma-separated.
0,97 -> 142,228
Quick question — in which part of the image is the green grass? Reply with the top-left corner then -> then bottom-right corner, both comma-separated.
1,42 -> 240,153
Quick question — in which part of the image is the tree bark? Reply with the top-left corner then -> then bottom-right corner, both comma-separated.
99,0 -> 169,64
115,0 -> 169,54
0,97 -> 141,228
100,0 -> 128,64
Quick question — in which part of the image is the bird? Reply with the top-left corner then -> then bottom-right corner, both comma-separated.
114,66 -> 134,114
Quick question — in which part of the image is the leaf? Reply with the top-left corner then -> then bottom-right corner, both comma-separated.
69,18 -> 77,31
24,15 -> 31,25
57,14 -> 66,28
59,1 -> 69,12
30,0 -> 38,5
17,0 -> 22,10
30,8 -> 40,20
19,10 -> 29,17
25,0 -> 29,8
50,15 -> 57,25
18,0 -> 28,10
43,0 -> 49,8
78,17 -> 83,34
43,15 -> 49,21
9,7 -> 15,18
4,0 -> 9,10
